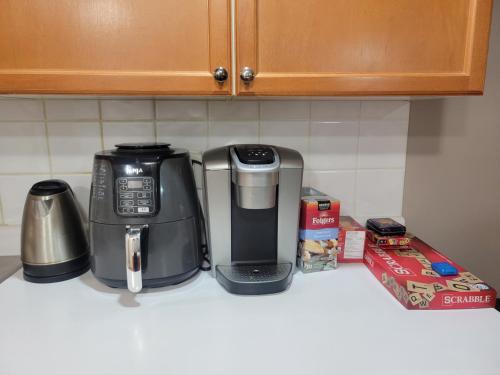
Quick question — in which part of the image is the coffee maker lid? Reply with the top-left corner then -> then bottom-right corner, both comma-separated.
29,180 -> 69,196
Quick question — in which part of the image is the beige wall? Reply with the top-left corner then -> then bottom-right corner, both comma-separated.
404,2 -> 500,289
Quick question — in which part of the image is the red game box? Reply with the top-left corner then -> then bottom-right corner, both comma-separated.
366,230 -> 411,248
364,237 -> 496,310
299,188 -> 340,230
337,216 -> 366,263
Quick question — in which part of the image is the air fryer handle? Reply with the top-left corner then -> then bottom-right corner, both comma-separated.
125,225 -> 146,293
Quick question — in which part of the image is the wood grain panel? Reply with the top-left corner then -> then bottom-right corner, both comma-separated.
0,0 -> 231,95
236,0 -> 492,96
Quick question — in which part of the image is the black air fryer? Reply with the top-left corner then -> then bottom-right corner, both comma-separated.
89,143 -> 202,292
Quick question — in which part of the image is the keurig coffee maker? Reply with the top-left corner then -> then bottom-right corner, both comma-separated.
89,143 -> 202,293
202,145 -> 303,295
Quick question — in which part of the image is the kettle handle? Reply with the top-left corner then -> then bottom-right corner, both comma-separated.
125,225 -> 146,293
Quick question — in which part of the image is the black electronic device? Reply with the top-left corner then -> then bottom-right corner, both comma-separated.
89,143 -> 202,292
366,218 -> 406,236
203,145 -> 304,295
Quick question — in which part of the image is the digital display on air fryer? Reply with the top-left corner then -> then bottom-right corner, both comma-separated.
127,180 -> 143,189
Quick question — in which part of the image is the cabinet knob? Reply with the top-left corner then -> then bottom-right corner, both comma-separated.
240,67 -> 255,82
213,67 -> 228,82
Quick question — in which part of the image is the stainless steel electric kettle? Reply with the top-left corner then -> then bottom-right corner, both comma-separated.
21,180 -> 90,283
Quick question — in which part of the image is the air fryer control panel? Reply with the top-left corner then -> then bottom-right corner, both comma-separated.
116,176 -> 155,215
112,162 -> 158,217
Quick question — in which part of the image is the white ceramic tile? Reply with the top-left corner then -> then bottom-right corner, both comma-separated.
309,121 -> 359,170
0,98 -> 412,252
355,169 -> 405,217
301,171 -> 310,187
311,101 -> 360,122
304,170 -> 356,215
0,175 -> 50,225
394,216 -> 406,225
48,122 -> 101,173
157,121 -> 208,153
54,174 -> 92,220
361,101 -> 410,122
357,119 -> 408,169
208,101 -> 259,121
189,151 -> 202,163
101,100 -> 154,121
0,99 -> 44,121
260,120 -> 309,160
156,100 -> 207,121
0,122 -> 50,173
0,226 -> 22,255
260,101 -> 309,121
102,122 -> 155,149
45,99 -> 99,121
208,121 -> 259,148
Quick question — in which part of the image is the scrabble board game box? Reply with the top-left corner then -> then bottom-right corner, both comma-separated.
366,230 -> 412,248
364,237 -> 496,310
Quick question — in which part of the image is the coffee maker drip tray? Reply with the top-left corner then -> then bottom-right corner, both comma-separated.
215,263 -> 292,295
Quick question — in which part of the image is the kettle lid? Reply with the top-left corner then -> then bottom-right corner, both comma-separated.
29,180 -> 69,196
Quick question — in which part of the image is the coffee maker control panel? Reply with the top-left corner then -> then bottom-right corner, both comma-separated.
234,146 -> 275,165
116,177 -> 155,216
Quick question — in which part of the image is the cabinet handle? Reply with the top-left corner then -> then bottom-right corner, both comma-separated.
213,67 -> 228,82
240,67 -> 255,82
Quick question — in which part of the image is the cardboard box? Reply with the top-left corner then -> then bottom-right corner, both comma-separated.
367,230 -> 412,248
298,188 -> 340,273
337,216 -> 366,263
299,187 -> 340,230
364,237 -> 496,310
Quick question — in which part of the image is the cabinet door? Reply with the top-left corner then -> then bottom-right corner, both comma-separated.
236,0 -> 492,96
0,0 -> 231,95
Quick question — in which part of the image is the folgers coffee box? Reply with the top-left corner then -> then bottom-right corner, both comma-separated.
297,188 -> 340,273
367,230 -> 412,248
364,237 -> 496,310
337,216 -> 366,263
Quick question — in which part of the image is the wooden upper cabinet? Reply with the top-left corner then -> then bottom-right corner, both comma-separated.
0,0 -> 492,96
236,0 -> 493,96
0,0 -> 231,95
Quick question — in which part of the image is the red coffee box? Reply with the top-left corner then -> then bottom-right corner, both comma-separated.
337,216 -> 366,263
298,188 -> 340,273
367,230 -> 412,248
364,237 -> 496,310
299,188 -> 340,230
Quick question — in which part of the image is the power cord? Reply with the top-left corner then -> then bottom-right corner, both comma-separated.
200,244 -> 211,271
192,158 -> 211,272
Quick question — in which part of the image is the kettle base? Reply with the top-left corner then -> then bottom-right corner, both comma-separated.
94,266 -> 200,290
23,253 -> 90,283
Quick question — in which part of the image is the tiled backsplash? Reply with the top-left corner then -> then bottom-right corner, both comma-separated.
0,97 -> 409,255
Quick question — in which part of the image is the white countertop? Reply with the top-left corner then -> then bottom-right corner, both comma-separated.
0,256 -> 21,283
1,264 -> 499,375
